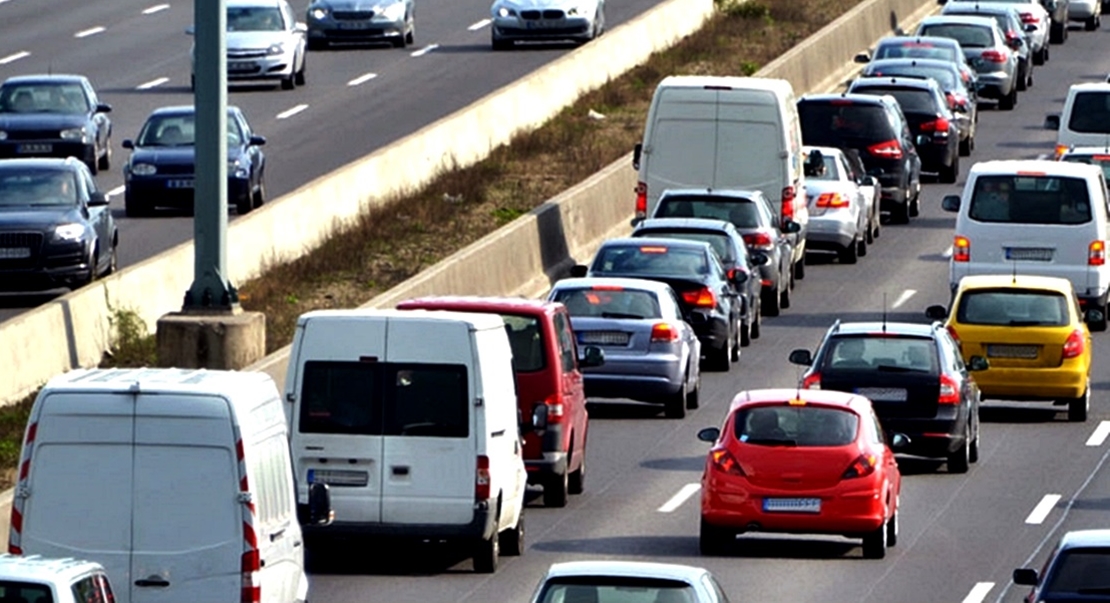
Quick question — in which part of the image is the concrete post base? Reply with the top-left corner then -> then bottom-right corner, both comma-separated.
156,307 -> 266,370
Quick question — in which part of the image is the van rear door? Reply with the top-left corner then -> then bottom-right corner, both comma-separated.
715,89 -> 787,202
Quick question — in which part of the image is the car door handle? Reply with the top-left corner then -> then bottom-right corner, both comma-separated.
491,429 -> 506,437
270,528 -> 286,542
135,577 -> 170,588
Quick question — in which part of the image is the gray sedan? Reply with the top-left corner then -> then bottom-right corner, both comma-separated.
490,0 -> 605,49
915,15 -> 1021,110
548,277 -> 701,419
306,0 -> 416,49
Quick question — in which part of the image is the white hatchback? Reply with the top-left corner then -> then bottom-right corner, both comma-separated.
529,560 -> 732,603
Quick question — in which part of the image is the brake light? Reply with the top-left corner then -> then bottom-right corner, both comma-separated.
651,322 -> 680,342
635,181 -> 647,219
682,287 -> 718,308
1055,144 -> 1070,159
742,231 -> 774,250
475,455 -> 491,500
938,374 -> 960,405
842,454 -> 877,479
544,394 -> 565,423
1089,240 -> 1106,266
920,117 -> 951,136
868,139 -> 904,159
981,49 -> 1008,63
815,192 -> 849,208
802,372 -> 821,389
1063,329 -> 1085,359
709,448 -> 746,476
953,236 -> 970,262
782,186 -> 796,220
1020,12 -> 1039,25
241,548 -> 261,603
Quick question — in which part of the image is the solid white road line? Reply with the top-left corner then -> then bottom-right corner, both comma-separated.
136,77 -> 169,90
892,289 -> 917,309
0,51 -> 30,65
75,26 -> 106,38
1087,421 -> 1110,447
142,3 -> 170,14
1025,494 -> 1062,525
276,104 -> 308,119
468,18 -> 491,31
658,483 -> 700,513
347,73 -> 378,86
107,185 -> 125,198
961,582 -> 995,603
410,44 -> 439,57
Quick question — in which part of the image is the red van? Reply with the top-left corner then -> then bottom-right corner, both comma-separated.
396,297 -> 603,507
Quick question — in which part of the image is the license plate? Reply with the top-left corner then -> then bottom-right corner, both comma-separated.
307,468 -> 369,487
579,331 -> 630,345
987,344 -> 1039,359
338,21 -> 372,29
167,179 -> 194,189
0,247 -> 30,259
228,61 -> 255,73
17,143 -> 51,154
526,20 -> 560,29
855,387 -> 908,402
763,498 -> 821,513
1005,247 -> 1053,261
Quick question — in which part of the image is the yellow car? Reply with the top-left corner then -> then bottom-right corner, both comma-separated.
926,275 -> 1103,422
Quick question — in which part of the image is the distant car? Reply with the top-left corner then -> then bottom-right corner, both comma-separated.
122,105 -> 267,217
188,0 -> 307,91
1013,529 -> 1110,602
926,274 -> 1100,421
942,1 -> 1047,67
570,237 -> 745,372
0,554 -> 118,603
1059,146 -> 1110,179
789,319 -> 987,473
854,35 -> 978,89
489,0 -> 605,49
0,74 -> 113,175
1067,0 -> 1101,29
306,0 -> 415,49
915,15 -> 1021,110
548,277 -> 701,419
529,560 -> 732,603
801,146 -> 876,263
0,158 -> 117,292
631,217 -> 767,346
651,189 -> 800,317
697,388 -> 906,559
848,76 -> 962,183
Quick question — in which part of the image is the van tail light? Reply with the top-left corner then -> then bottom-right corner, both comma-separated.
802,372 -> 821,390
543,394 -> 565,424
953,236 -> 970,262
868,139 -> 904,159
1020,12 -> 1039,25
1089,240 -> 1106,266
920,116 -> 951,138
815,192 -> 849,208
842,454 -> 878,479
241,536 -> 261,603
635,181 -> 647,220
938,374 -> 960,405
742,230 -> 774,251
681,287 -> 718,308
651,322 -> 680,342
981,49 -> 1008,63
782,186 -> 796,220
709,448 -> 746,476
475,455 -> 491,500
1063,329 -> 1086,359
946,325 -> 962,351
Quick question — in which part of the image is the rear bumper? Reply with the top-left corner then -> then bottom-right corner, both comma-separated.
806,216 -> 857,250
701,476 -> 887,536
975,72 -> 1014,99
975,365 -> 1087,400
584,373 -> 683,402
526,450 -> 568,484
881,415 -> 966,457
300,504 -> 496,541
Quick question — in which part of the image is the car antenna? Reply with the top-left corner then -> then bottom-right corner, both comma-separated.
1012,256 -> 1018,285
882,292 -> 888,332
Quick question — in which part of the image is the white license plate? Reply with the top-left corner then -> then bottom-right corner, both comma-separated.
167,179 -> 194,189
1005,247 -> 1053,261
0,248 -> 30,259
763,498 -> 821,513
526,20 -> 562,28
338,21 -> 373,29
856,387 -> 908,402
228,61 -> 255,73
17,143 -> 52,154
307,468 -> 369,487
988,344 -> 1039,359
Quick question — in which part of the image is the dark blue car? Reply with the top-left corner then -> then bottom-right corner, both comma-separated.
0,75 -> 113,175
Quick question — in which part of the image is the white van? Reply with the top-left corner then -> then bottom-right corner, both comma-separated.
284,309 -> 528,573
1045,83 -> 1110,158
8,368 -> 333,603
632,75 -> 809,274
942,159 -> 1110,331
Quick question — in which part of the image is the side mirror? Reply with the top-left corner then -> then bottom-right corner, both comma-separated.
1044,114 -> 1060,130
853,52 -> 871,64
750,251 -> 770,266
580,345 -> 605,368
96,103 -> 112,114
864,175 -> 879,187
788,349 -> 813,366
122,139 -> 134,150
630,216 -> 644,227
1008,38 -> 1023,50
890,432 -> 911,450
633,142 -> 642,170
185,24 -> 195,35
250,135 -> 267,146
941,195 -> 961,212
866,167 -> 884,177
295,21 -> 308,33
915,134 -> 930,147
307,482 -> 333,526
1012,568 -> 1039,586
88,191 -> 109,207
1086,308 -> 1105,325
569,264 -> 588,278
1025,24 -> 1037,32
531,404 -> 548,433
729,268 -> 749,286
781,219 -> 802,234
967,355 -> 989,371
697,427 -> 720,443
925,304 -> 948,320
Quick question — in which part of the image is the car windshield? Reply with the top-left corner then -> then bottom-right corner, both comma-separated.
1043,549 -> 1110,595
591,244 -> 709,277
852,86 -> 936,114
137,114 -> 243,147
656,196 -> 761,229
536,577 -> 698,603
733,404 -> 859,447
919,24 -> 995,48
1062,154 -> 1110,180
821,335 -> 938,373
967,175 -> 1092,224
957,289 -> 1070,326
0,581 -> 54,603
635,229 -> 735,262
874,41 -> 958,62
227,6 -> 285,31
0,169 -> 78,207
0,82 -> 89,114
799,103 -> 896,145
553,287 -> 662,320
1067,92 -> 1110,135
501,314 -> 546,372
865,65 -> 957,90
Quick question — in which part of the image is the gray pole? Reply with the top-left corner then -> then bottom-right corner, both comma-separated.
187,0 -> 236,310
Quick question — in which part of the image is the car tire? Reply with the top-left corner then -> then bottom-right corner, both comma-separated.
1088,15 -> 1101,30
294,57 -> 306,87
959,135 -> 972,157
664,385 -> 687,419
1050,19 -> 1066,43
969,418 -> 980,464
750,303 -> 761,339
794,255 -> 806,280
406,15 -> 416,45
568,452 -> 586,494
98,141 -> 111,171
887,496 -> 900,547
473,530 -> 499,573
686,368 -> 700,410
947,425 -> 971,474
730,325 -> 741,361
780,279 -> 792,310
940,155 -> 959,184
858,234 -> 868,257
699,518 -> 733,556
124,193 -> 149,218
252,181 -> 265,209
740,316 -> 751,347
999,87 -> 1016,111
1090,303 -> 1108,332
762,287 -> 781,317
1033,44 -> 1046,65
500,513 -> 524,556
544,470 -> 569,508
280,75 -> 295,90
1065,386 -> 1090,422
706,339 -> 731,372
872,212 -> 881,239
862,521 -> 888,559
1017,64 -> 1028,92
839,240 -> 858,264
236,196 -> 253,215
892,201 -> 911,224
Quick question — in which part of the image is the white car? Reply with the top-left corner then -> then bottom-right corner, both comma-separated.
0,554 -> 117,603
490,0 -> 605,50
188,0 -> 308,91
1068,0 -> 1101,29
802,146 -> 876,265
529,561 -> 732,603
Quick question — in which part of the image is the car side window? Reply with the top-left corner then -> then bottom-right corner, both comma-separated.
552,311 -> 578,373
73,574 -> 108,603
83,81 -> 97,107
870,411 -> 885,446
702,575 -> 732,603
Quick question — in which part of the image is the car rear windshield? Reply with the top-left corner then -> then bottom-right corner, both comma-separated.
852,86 -> 936,114
502,314 -> 546,372
821,335 -> 938,374
1067,91 -> 1110,134
864,64 -> 957,90
799,102 -> 896,145
299,361 -> 469,437
967,175 -> 1092,224
536,578 -> 697,603
918,24 -> 995,48
957,289 -> 1071,326
809,153 -> 843,181
0,582 -> 53,603
634,229 -> 735,262
732,405 -> 859,447
592,244 -> 709,277
874,41 -> 958,62
552,287 -> 662,320
1043,549 -> 1110,594
655,196 -> 761,228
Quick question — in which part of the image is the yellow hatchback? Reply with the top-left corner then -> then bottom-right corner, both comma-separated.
926,275 -> 1103,422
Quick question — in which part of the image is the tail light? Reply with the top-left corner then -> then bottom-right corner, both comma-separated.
815,192 -> 849,208
953,235 -> 970,262
475,455 -> 491,500
946,325 -> 962,351
709,448 -> 746,476
1089,240 -> 1106,266
782,186 -> 796,220
1063,329 -> 1086,359
842,454 -> 878,479
920,116 -> 951,137
682,287 -> 718,308
981,50 -> 1008,63
868,139 -> 904,159
945,92 -> 956,109
938,374 -> 960,405
1020,12 -> 1039,25
651,322 -> 680,342
544,394 -> 565,423
635,181 -> 647,220
743,230 -> 774,250
241,546 -> 260,603
802,372 -> 821,389
1055,144 -> 1070,159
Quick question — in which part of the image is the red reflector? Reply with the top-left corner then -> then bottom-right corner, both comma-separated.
591,285 -> 624,291
830,99 -> 854,106
782,186 -> 796,220
802,372 -> 821,389
476,455 -> 491,500
635,182 -> 647,219
1016,171 -> 1046,176
681,287 -> 717,308
7,545 -> 20,555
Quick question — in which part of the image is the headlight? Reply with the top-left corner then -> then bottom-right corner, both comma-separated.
60,128 -> 87,142
229,161 -> 249,179
497,6 -> 516,17
130,163 -> 157,176
0,131 -> 7,140
310,7 -> 327,19
379,1 -> 406,20
54,223 -> 84,241
266,42 -> 285,55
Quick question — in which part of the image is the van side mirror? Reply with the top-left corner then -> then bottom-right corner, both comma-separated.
569,265 -> 588,278
728,268 -> 748,286
788,349 -> 813,366
1013,568 -> 1039,586
782,219 -> 801,234
925,305 -> 948,320
1086,308 -> 1105,325
941,195 -> 961,212
122,139 -> 134,150
967,355 -> 989,371
250,135 -> 266,146
889,432 -> 911,450
750,251 -> 770,266
633,142 -> 642,170
531,404 -> 548,433
1044,114 -> 1060,130
580,345 -> 605,368
88,192 -> 109,207
307,482 -> 333,526
853,52 -> 871,64
697,427 -> 720,443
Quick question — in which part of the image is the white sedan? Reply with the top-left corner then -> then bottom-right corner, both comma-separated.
529,560 -> 732,603
490,0 -> 605,50
802,145 -> 876,265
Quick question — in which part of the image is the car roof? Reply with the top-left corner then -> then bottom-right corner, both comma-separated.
543,560 -> 710,583
803,145 -> 846,158
1,74 -> 89,86
41,367 -> 278,396
954,274 -> 1077,295
599,237 -> 715,252
851,76 -> 940,92
1068,82 -> 1110,93
967,159 -> 1102,178
1058,529 -> 1110,550
942,3 -> 1019,15
798,93 -> 894,107
655,75 -> 794,95
0,554 -> 104,582
659,188 -> 767,200
551,277 -> 679,294
875,35 -> 963,48
395,296 -> 558,316
0,157 -> 84,171
635,217 -> 738,233
920,15 -> 1000,28
227,0 -> 286,7
829,321 -> 939,337
864,57 -> 961,71
149,105 -> 243,117
728,388 -> 870,414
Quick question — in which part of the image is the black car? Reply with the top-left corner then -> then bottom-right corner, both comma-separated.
651,188 -> 800,318
630,217 -> 769,347
941,2 -> 1039,78
0,75 -> 113,175
798,93 -> 924,224
788,320 -> 988,473
122,105 -> 266,217
0,157 -> 118,292
848,76 -> 962,184
570,237 -> 746,372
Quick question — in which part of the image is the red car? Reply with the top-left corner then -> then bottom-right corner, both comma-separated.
396,296 -> 602,508
696,388 -> 906,559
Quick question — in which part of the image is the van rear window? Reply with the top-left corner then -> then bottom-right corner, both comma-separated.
656,196 -> 761,228
300,361 -> 469,437
0,582 -> 53,603
1067,91 -> 1110,134
968,175 -> 1092,224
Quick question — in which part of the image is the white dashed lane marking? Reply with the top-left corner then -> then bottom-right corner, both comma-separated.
347,73 -> 378,86
136,77 -> 169,90
961,582 -> 994,603
143,3 -> 170,14
0,51 -> 30,65
410,44 -> 439,57
892,289 -> 916,309
1025,494 -> 1062,525
75,26 -> 106,38
107,186 -> 125,198
657,483 -> 700,513
1087,421 -> 1110,447
468,19 -> 491,30
276,104 -> 308,119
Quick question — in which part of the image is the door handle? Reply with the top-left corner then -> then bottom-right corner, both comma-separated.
270,528 -> 286,542
135,577 -> 170,588
491,429 -> 506,437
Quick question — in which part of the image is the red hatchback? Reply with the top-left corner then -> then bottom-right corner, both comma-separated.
697,388 -> 906,559
396,296 -> 601,507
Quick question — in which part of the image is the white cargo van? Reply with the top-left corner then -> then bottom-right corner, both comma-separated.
284,309 -> 528,573
8,368 -> 333,603
632,75 -> 810,275
1045,83 -> 1110,158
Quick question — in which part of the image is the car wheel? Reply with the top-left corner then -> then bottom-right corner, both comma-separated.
839,239 -> 859,264
969,417 -> 980,464
406,15 -> 415,45
103,237 -> 118,277
999,87 -> 1016,111
1033,44 -> 1046,65
699,518 -> 733,556
947,425 -> 971,474
686,367 -> 701,410
858,234 -> 868,257
872,212 -> 881,239
730,323 -> 741,360
1065,385 -> 1090,422
1091,303 -> 1109,332
940,155 -> 959,184
664,384 -> 687,418
568,451 -> 585,494
1017,66 -> 1028,91
499,512 -> 524,556
78,248 -> 99,287
280,74 -> 295,90
473,530 -> 499,573
294,56 -> 306,87
740,316 -> 751,347
544,470 -> 569,508
887,495 -> 900,547
892,201 -> 911,224
236,196 -> 253,215
98,140 -> 111,171
750,302 -> 761,339
862,520 -> 887,559
794,255 -> 806,280
393,27 -> 408,48
780,278 -> 792,310
762,287 -> 781,317
124,192 -> 149,218
959,134 -> 972,157
252,179 -> 266,209
1050,19 -> 1066,43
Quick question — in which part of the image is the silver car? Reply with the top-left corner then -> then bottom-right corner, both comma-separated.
490,0 -> 605,49
188,0 -> 307,91
548,276 -> 701,419
916,15 -> 1020,110
802,146 -> 874,265
1068,0 -> 1101,29
306,0 -> 415,49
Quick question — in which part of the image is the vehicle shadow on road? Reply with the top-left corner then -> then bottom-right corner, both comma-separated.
760,311 -> 930,328
979,404 -> 1063,424
639,455 -> 705,472
0,291 -> 64,309
892,456 -> 946,476
585,401 -> 670,419
306,539 -> 481,576
535,534 -> 862,559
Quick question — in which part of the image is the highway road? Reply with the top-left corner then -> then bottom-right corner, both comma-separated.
282,20 -> 1110,603
0,0 -> 669,320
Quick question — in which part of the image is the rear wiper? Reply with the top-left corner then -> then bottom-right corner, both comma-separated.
601,311 -> 644,320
